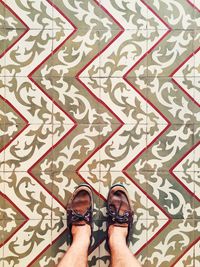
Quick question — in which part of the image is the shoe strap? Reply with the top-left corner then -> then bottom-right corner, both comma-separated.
68,208 -> 92,224
107,205 -> 133,224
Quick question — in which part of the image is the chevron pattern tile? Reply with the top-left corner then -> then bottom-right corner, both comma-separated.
0,0 -> 199,266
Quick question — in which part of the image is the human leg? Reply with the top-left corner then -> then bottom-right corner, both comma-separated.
107,185 -> 142,267
57,185 -> 93,267
109,225 -> 142,267
57,224 -> 90,267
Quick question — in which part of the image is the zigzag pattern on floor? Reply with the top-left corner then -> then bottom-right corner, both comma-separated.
0,0 -> 199,266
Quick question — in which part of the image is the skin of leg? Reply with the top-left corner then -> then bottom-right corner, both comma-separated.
109,226 -> 142,267
57,224 -> 90,267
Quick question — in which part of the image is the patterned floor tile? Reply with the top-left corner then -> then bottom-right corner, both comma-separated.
146,219 -> 196,266
1,217 -> 28,254
88,246 -> 100,267
0,0 -> 199,265
3,29 -> 56,77
0,228 -> 3,264
52,124 -> 100,172
99,77 -> 147,124
53,0 -> 118,31
194,171 -> 200,219
146,124 -> 195,172
4,77 -> 52,124
2,219 -> 52,267
49,29 -> 100,78
0,1 -> 5,28
99,124 -> 148,172
1,28 -> 28,70
147,30 -> 195,77
193,0 -> 200,27
174,248 -> 194,267
99,30 -> 149,78
194,231 -> 200,265
3,172 -> 53,220
0,178 -> 5,220
194,123 -> 200,144
52,78 -> 101,124
146,171 -> 195,219
146,0 -> 197,30
1,28 -> 26,59
194,77 -> 200,107
100,0 -> 148,30
5,0 -> 53,29
2,124 -> 53,172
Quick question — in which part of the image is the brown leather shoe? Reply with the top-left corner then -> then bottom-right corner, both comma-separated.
67,184 -> 93,245
106,184 -> 134,247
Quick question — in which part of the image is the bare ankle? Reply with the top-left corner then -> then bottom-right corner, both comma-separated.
71,224 -> 91,247
108,225 -> 127,249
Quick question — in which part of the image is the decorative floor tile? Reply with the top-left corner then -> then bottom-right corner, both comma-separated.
0,230 -> 3,265
146,0 -> 197,30
51,78 -> 101,124
146,171 -> 195,219
52,124 -> 101,172
5,0 -> 53,29
146,219 -> 195,267
146,124 -> 195,172
3,172 -> 53,219
100,0 -> 148,30
194,171 -> 200,219
0,0 -> 199,266
2,219 -> 52,267
146,77 -> 198,124
49,29 -> 100,78
194,236 -> 200,265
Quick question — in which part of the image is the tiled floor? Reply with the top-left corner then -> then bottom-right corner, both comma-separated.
0,0 -> 199,266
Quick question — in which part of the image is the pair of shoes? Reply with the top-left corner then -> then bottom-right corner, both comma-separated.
67,183 -> 133,250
